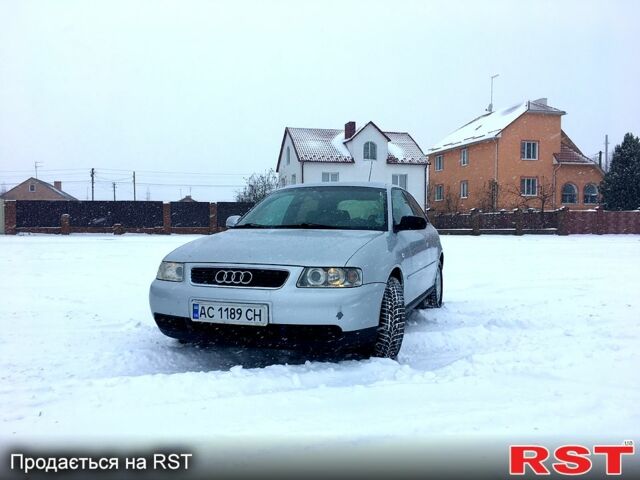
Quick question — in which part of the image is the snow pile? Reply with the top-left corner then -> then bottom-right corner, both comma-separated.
0,234 -> 638,444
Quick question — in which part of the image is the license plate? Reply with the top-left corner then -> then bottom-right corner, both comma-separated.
190,301 -> 269,326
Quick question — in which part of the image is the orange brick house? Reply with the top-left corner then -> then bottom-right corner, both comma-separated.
427,98 -> 604,213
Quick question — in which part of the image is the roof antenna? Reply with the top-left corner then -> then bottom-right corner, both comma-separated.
34,161 -> 43,179
486,74 -> 499,113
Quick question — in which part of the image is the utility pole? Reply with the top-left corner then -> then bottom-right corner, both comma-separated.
604,134 -> 609,172
90,168 -> 95,200
34,162 -> 43,179
486,74 -> 499,113
146,186 -> 150,201
133,171 -> 136,201
112,182 -> 116,201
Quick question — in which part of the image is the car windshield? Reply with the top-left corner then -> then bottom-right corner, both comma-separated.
235,186 -> 388,231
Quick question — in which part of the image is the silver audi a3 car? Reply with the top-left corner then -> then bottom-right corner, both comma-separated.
149,183 -> 443,358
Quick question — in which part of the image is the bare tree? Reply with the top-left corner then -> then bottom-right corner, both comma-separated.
235,169 -> 279,203
506,176 -> 555,226
442,186 -> 460,214
478,180 -> 498,212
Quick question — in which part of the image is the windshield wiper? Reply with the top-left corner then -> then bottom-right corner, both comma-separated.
233,223 -> 269,229
277,223 -> 342,229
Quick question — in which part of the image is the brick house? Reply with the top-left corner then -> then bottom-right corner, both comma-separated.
427,98 -> 604,213
276,121 -> 428,207
0,177 -> 77,201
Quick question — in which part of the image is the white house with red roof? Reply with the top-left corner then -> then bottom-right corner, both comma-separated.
276,121 -> 428,207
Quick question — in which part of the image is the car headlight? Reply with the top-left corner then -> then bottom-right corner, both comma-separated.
156,261 -> 184,282
297,267 -> 362,288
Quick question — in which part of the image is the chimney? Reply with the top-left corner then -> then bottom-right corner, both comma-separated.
54,181 -> 62,191
345,121 -> 356,139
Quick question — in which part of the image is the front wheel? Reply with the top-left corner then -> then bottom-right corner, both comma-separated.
372,277 -> 406,359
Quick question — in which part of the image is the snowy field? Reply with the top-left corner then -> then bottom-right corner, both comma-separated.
1,233 -> 639,462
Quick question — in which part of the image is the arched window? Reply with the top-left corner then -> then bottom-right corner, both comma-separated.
363,141 -> 377,160
561,183 -> 577,204
584,184 -> 598,204
286,146 -> 291,165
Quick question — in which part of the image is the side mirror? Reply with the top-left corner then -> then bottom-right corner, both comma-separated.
226,215 -> 241,228
395,215 -> 427,232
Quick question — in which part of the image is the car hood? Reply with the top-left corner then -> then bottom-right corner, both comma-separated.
164,229 -> 384,266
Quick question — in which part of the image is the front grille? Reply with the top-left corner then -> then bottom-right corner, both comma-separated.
191,267 -> 289,288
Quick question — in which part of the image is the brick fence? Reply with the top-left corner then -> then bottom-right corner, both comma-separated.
2,200 -> 254,235
430,207 -> 640,235
5,201 -> 640,236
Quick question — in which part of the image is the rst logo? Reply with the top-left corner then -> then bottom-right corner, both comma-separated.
509,441 -> 635,476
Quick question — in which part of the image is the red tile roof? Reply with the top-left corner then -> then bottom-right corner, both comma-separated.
284,126 -> 427,165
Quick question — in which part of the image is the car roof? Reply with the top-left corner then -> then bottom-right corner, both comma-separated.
279,181 -> 392,190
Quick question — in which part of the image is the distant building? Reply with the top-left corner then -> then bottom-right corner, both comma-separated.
276,121 -> 428,207
178,195 -> 197,202
0,177 -> 77,201
428,98 -> 604,212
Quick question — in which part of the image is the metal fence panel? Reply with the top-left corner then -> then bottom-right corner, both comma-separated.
170,202 -> 210,227
216,202 -> 254,228
15,200 -> 164,228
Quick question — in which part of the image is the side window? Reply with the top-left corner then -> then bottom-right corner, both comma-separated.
391,188 -> 414,226
404,191 -> 426,219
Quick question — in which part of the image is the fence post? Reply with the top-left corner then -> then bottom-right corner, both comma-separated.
209,203 -> 218,234
595,206 -> 604,235
163,203 -> 171,234
557,206 -> 569,235
513,208 -> 523,235
60,213 -> 70,235
5,200 -> 16,235
470,208 -> 480,235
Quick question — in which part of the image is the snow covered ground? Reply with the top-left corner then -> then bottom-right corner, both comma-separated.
1,233 -> 639,469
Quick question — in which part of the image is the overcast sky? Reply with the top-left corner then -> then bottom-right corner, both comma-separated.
1,0 -> 638,201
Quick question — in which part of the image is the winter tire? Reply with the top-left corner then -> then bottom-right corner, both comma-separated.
372,277 -> 406,359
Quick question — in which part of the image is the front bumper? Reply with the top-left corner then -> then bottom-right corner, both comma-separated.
149,264 -> 386,334
153,313 -> 378,349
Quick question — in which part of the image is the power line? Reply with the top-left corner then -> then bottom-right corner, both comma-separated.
130,182 -> 243,188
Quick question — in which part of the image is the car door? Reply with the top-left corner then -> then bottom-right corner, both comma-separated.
403,190 -> 438,294
390,188 -> 423,303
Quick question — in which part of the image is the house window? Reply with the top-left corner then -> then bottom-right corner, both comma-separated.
521,141 -> 538,160
584,184 -> 598,204
364,141 -> 377,160
460,148 -> 468,166
434,184 -> 444,201
291,174 -> 296,185
286,146 -> 291,165
460,180 -> 468,198
520,177 -> 537,196
322,172 -> 339,182
280,176 -> 287,187
561,183 -> 577,204
29,184 -> 36,192
392,174 -> 408,190
435,155 -> 443,171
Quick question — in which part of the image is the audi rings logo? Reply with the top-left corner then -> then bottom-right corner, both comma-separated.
214,270 -> 253,285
